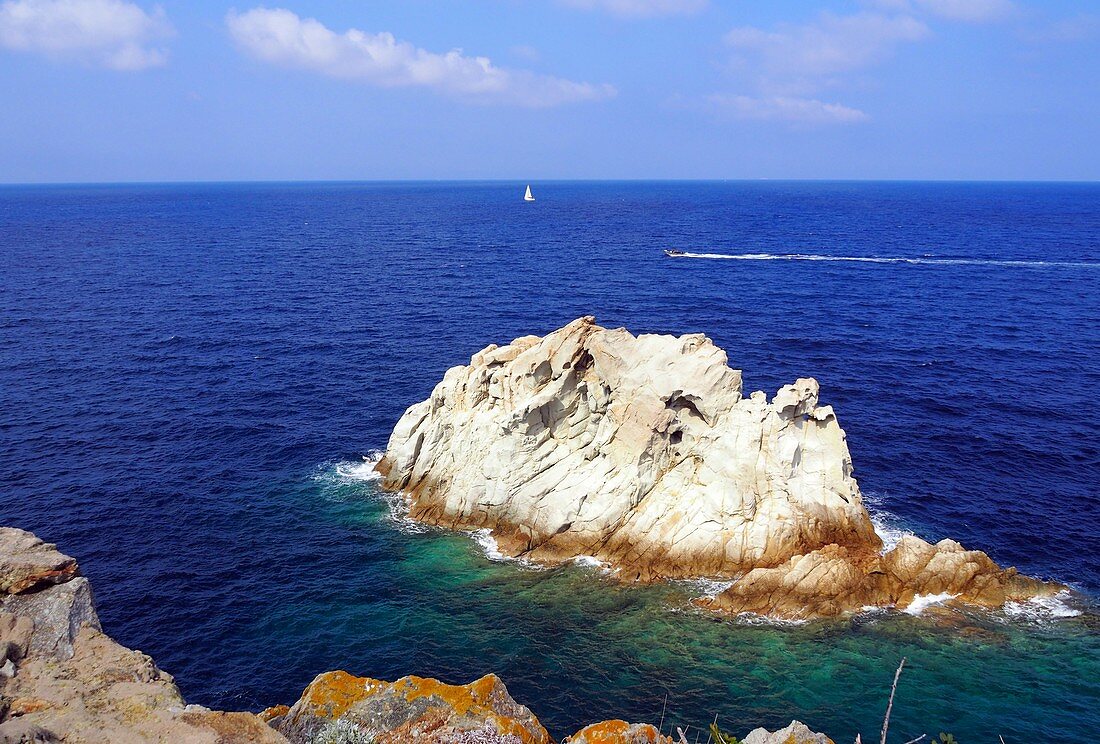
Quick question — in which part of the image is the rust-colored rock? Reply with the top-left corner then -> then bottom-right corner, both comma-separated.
0,529 -> 78,595
275,670 -> 551,744
259,704 -> 291,722
564,719 -> 674,743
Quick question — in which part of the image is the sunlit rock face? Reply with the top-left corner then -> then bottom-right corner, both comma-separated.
378,317 -> 1066,618
697,535 -> 1064,621
378,316 -> 880,581
272,671 -> 551,744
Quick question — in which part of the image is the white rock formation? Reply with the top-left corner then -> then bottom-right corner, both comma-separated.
378,316 -> 881,580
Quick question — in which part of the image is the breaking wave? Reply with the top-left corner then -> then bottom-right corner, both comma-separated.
315,453 -> 430,534
1002,591 -> 1083,623
904,592 -> 958,615
332,451 -> 385,482
466,528 -> 545,570
862,492 -> 916,554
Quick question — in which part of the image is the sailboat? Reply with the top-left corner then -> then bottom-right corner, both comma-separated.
523,184 -> 535,202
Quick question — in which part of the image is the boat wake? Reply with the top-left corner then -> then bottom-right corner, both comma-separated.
671,252 -> 1098,268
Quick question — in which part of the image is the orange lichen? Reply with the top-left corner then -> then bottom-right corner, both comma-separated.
565,720 -> 671,743
394,674 -> 549,743
8,697 -> 54,716
288,671 -> 549,744
7,563 -> 78,594
257,704 -> 290,722
299,670 -> 385,719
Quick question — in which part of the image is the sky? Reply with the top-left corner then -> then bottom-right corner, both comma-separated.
1,0 -> 1098,182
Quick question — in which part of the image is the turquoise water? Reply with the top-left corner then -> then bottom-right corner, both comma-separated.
299,464 -> 1097,743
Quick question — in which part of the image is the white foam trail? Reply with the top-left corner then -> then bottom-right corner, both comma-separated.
904,592 -> 958,615
672,252 -> 1098,268
1003,591 -> 1082,622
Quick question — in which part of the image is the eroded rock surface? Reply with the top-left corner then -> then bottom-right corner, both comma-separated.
378,317 -> 1062,617
563,720 -> 673,743
742,720 -> 834,744
0,527 -> 286,743
700,536 -> 1063,620
0,530 -> 78,596
379,316 -> 879,581
273,670 -> 551,744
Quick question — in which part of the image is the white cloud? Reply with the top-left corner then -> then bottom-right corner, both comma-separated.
226,7 -> 616,108
0,0 -> 170,70
725,12 -> 929,89
559,0 -> 706,18
868,0 -> 1016,23
710,10 -> 930,125
709,94 -> 868,124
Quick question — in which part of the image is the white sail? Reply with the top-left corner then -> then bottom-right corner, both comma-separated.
524,184 -> 535,201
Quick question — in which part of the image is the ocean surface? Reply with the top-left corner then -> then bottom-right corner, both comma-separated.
2,181 -> 1098,742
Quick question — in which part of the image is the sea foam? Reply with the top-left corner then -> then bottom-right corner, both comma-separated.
1003,591 -> 1083,622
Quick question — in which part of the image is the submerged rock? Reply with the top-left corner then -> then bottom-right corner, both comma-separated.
274,670 -> 551,744
378,317 -> 1064,618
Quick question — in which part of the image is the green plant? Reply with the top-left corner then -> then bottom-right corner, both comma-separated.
934,735 -> 957,744
708,721 -> 741,744
308,718 -> 374,744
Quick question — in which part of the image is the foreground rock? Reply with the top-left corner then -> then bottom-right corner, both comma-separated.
743,720 -> 834,744
563,720 -> 672,743
378,317 -> 1064,617
0,527 -> 287,744
272,670 -> 551,743
0,526 -> 839,744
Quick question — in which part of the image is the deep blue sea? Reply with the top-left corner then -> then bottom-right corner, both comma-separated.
2,182 -> 1098,742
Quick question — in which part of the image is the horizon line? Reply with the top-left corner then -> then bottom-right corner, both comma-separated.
2,177 -> 1098,187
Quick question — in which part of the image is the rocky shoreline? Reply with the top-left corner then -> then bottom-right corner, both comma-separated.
378,317 -> 1064,619
0,526 -> 831,743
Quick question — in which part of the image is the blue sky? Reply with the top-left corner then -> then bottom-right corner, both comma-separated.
1,0 -> 1097,181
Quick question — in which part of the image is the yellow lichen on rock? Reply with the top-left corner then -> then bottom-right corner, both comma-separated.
275,670 -> 551,744
565,719 -> 673,743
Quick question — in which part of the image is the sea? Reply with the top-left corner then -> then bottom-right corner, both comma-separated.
2,181 -> 1098,742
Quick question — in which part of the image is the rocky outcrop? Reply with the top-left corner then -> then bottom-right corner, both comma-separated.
0,527 -> 287,744
379,316 -> 879,582
742,720 -> 834,744
563,720 -> 672,743
699,535 -> 1061,620
378,317 -> 1063,617
0,531 -> 78,597
272,670 -> 551,744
